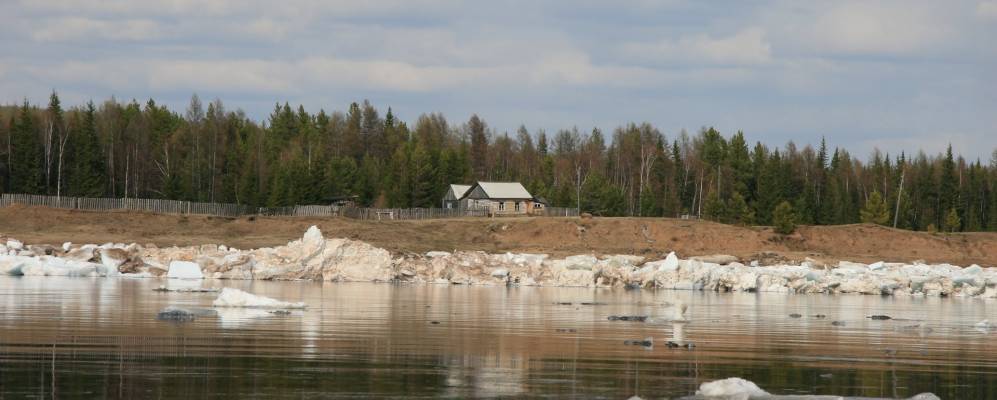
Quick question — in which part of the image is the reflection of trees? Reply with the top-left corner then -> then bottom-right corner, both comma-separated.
0,279 -> 993,398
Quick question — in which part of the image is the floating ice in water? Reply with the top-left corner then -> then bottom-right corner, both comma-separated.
648,302 -> 688,323
215,308 -> 276,329
976,320 -> 993,333
696,377 -> 768,398
166,261 -> 204,279
689,377 -> 939,399
212,287 -> 306,309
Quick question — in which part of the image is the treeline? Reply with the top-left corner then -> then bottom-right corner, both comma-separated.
1,92 -> 995,231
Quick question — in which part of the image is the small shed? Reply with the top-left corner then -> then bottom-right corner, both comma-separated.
443,184 -> 472,209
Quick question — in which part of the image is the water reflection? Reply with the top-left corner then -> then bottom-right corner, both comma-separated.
0,277 -> 994,399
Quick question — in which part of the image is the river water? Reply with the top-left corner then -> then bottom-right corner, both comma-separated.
0,277 -> 993,399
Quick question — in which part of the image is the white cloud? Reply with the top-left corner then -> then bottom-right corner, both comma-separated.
803,2 -> 954,55
978,1 -> 997,20
620,27 -> 772,66
32,17 -> 164,42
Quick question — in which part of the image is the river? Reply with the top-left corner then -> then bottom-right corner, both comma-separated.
0,277 -> 993,399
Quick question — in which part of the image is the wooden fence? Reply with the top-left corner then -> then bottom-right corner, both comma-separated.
0,193 -> 579,220
541,207 -> 580,217
340,207 -> 490,220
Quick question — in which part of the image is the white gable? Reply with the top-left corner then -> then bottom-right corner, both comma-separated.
450,184 -> 471,198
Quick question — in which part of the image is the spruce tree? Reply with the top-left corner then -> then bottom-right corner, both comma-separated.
409,143 -> 436,207
70,101 -> 106,197
9,101 -> 43,194
860,191 -> 891,225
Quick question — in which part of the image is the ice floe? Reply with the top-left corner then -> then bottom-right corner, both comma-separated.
212,288 -> 306,309
686,377 -> 939,399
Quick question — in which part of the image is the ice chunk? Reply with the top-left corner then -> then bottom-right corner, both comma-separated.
975,320 -> 993,334
644,252 -> 680,272
166,261 -> 204,279
490,268 -> 509,278
696,377 -> 769,398
0,255 -> 35,275
18,257 -> 114,277
426,251 -> 451,258
868,261 -> 886,270
212,288 -> 306,309
558,255 -> 598,270
62,242 -> 72,252
6,239 -> 23,251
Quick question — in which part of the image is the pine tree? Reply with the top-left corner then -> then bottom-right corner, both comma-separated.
728,192 -> 755,226
944,207 -> 961,232
860,190 -> 891,225
773,201 -> 796,234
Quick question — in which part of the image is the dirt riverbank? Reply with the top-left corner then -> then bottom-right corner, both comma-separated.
2,204 -> 996,266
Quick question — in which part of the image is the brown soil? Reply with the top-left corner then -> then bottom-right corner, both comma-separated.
3,204 -> 996,266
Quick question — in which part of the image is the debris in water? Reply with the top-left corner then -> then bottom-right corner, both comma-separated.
789,313 -> 802,318
831,321 -> 846,326
974,320 -> 993,333
608,315 -> 648,322
554,302 -> 573,305
269,310 -> 291,316
555,328 -> 576,333
813,314 -> 827,319
153,285 -> 219,293
869,315 -> 893,320
819,373 -> 833,379
156,307 -> 197,322
430,321 -> 440,325
579,302 -> 607,306
623,337 -> 653,347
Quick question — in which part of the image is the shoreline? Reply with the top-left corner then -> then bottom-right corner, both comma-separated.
2,226 -> 995,298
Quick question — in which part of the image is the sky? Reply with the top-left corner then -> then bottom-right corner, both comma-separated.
1,0 -> 995,160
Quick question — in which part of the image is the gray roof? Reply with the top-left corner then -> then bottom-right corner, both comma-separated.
474,182 -> 533,199
449,184 -> 472,198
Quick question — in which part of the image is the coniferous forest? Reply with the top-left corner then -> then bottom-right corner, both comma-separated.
1,92 -> 996,232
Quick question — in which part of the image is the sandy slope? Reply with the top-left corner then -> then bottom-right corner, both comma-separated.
3,204 -> 996,266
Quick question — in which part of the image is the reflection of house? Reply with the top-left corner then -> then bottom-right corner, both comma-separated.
446,181 -> 547,216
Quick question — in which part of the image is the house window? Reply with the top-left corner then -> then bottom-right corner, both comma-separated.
515,202 -> 521,212
498,202 -> 506,211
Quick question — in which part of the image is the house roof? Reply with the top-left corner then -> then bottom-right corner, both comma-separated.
473,182 -> 533,199
449,184 -> 472,198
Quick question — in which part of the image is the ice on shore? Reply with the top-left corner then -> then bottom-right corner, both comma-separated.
167,261 -> 204,279
1,226 -> 995,298
212,288 -> 306,309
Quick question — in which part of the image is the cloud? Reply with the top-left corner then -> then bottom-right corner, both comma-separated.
978,1 -> 997,20
620,28 -> 772,66
31,17 -> 165,42
804,2 -> 954,55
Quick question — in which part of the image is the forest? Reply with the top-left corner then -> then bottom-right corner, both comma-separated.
1,92 -> 995,232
